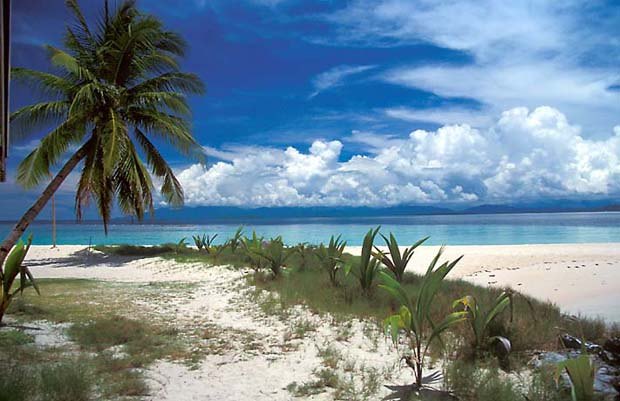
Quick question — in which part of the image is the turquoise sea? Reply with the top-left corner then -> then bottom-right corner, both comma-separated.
1,212 -> 619,246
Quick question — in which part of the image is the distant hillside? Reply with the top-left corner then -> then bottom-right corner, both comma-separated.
140,205 -> 455,223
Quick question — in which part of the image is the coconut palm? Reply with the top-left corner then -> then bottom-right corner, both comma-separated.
0,0 -> 205,268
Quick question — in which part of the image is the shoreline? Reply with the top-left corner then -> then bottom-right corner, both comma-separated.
24,243 -> 620,323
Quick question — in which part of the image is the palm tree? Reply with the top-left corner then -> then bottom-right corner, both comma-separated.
0,0 -> 205,268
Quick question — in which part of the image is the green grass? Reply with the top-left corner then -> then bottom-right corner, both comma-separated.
1,278 -> 194,400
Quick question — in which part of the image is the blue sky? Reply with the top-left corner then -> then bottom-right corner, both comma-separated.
3,0 -> 620,218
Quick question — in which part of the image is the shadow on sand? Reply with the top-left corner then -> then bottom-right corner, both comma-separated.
26,248 -> 144,269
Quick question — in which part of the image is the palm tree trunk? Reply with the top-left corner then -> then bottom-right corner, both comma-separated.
0,143 -> 89,269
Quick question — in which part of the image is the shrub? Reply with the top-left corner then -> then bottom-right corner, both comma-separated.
344,227 -> 381,294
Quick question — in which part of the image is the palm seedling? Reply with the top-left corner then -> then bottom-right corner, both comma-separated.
452,292 -> 513,355
227,226 -> 244,254
0,234 -> 39,323
192,234 -> 206,251
203,234 -> 218,254
253,237 -> 291,277
373,234 -> 428,282
555,344 -> 595,401
344,227 -> 382,294
380,247 -> 468,388
316,235 -> 346,286
176,237 -> 188,254
293,242 -> 312,271
208,244 -> 228,264
242,231 -> 266,272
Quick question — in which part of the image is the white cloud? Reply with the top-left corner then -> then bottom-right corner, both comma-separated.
176,106 -> 620,207
321,0 -> 620,134
384,106 -> 492,127
309,64 -> 376,98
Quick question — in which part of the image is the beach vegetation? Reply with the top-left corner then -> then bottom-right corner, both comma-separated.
316,235 -> 347,286
373,234 -> 428,282
242,231 -> 267,272
253,236 -> 291,277
0,234 -> 39,323
344,227 -> 382,294
555,346 -> 596,401
227,226 -> 245,253
380,248 -> 467,388
453,291 -> 513,354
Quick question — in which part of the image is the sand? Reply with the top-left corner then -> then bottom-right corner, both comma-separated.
18,243 -> 620,400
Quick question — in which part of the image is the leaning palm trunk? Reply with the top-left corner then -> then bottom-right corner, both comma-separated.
0,143 -> 88,268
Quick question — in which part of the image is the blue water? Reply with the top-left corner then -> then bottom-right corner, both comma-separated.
1,212 -> 619,246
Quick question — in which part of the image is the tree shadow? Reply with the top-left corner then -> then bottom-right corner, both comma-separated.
383,371 -> 457,401
26,248 -> 143,269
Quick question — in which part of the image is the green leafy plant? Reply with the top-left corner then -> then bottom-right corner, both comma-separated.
373,234 -> 428,282
345,227 -> 381,294
192,234 -> 206,251
175,237 -> 188,254
242,231 -> 266,272
207,244 -> 228,263
0,234 -> 39,323
554,345 -> 595,401
228,226 -> 244,253
453,292 -> 513,353
316,235 -> 347,286
202,235 -> 219,254
380,247 -> 467,388
254,237 -> 292,277
292,242 -> 311,271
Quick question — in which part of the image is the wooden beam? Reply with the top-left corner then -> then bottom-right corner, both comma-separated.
0,0 -> 10,182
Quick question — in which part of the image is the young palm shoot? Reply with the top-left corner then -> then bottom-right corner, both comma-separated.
452,292 -> 513,354
242,231 -> 266,272
254,237 -> 291,277
555,344 -> 595,401
0,234 -> 39,323
192,234 -> 206,251
345,227 -> 381,294
208,243 -> 228,264
380,247 -> 467,389
316,235 -> 346,285
373,234 -> 429,282
293,242 -> 311,271
228,226 -> 244,254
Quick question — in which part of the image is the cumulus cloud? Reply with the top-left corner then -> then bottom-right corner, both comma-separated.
176,106 -> 620,207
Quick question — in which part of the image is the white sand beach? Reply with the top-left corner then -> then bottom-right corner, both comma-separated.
17,243 -> 620,400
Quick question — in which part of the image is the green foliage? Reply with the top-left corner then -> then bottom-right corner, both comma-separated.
11,0 -> 205,229
453,291 -> 513,352
176,237 -> 188,253
380,247 -> 467,387
292,242 -> 313,271
242,231 -> 266,272
345,227 -> 382,294
228,226 -> 245,253
191,234 -> 218,252
254,237 -> 292,277
1,234 -> 38,323
316,235 -> 347,286
555,347 -> 595,401
373,234 -> 428,282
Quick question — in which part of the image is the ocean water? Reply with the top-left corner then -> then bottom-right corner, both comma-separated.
1,212 -> 619,246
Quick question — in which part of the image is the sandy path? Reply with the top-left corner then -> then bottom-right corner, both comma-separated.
24,246 -> 411,400
348,243 -> 620,322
